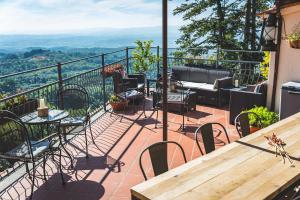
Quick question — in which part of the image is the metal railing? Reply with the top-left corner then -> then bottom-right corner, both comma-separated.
0,46 -> 263,181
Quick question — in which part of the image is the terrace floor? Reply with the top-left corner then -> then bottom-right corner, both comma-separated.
1,98 -> 240,200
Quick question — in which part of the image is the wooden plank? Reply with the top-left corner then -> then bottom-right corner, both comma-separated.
131,112 -> 300,200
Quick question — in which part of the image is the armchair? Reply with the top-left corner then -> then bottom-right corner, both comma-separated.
229,82 -> 267,124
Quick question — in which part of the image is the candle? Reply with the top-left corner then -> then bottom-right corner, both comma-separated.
235,80 -> 239,88
39,99 -> 45,108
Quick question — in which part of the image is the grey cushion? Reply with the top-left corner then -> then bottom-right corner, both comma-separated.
137,84 -> 144,89
6,140 -> 50,158
177,81 -> 216,91
61,116 -> 86,126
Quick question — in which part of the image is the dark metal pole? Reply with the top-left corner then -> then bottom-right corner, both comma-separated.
102,54 -> 107,111
126,47 -> 129,74
162,0 -> 168,141
271,2 -> 282,111
157,46 -> 160,78
57,62 -> 64,109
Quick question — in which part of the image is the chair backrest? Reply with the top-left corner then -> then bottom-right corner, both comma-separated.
235,112 -> 262,138
195,123 -> 230,155
112,72 -> 123,94
58,84 -> 90,116
139,141 -> 187,180
0,111 -> 32,160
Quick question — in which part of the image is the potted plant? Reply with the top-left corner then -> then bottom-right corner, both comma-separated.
132,40 -> 159,84
4,95 -> 38,116
109,95 -> 128,111
287,22 -> 300,49
243,106 -> 279,133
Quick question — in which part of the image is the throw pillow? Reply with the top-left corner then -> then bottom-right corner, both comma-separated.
213,80 -> 219,89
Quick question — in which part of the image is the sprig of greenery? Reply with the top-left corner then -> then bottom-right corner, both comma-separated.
109,95 -> 121,103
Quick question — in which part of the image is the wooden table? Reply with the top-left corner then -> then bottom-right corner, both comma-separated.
131,113 -> 300,200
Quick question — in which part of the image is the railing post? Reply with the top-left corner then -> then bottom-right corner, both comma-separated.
216,46 -> 220,68
101,54 -> 107,111
57,62 -> 64,109
157,46 -> 160,78
126,47 -> 129,74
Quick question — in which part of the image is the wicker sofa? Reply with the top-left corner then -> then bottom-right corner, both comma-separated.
172,65 -> 233,107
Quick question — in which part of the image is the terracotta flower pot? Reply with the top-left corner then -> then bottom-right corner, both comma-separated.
289,40 -> 300,49
250,126 -> 261,134
110,100 -> 128,111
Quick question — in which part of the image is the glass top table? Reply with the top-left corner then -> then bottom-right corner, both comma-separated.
21,109 -> 69,124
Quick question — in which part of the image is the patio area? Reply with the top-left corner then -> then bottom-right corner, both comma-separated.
0,99 -> 239,200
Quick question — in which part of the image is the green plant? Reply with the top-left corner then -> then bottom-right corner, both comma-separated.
132,40 -> 158,73
287,32 -> 300,41
243,106 -> 279,128
109,95 -> 121,103
16,95 -> 28,104
260,51 -> 270,80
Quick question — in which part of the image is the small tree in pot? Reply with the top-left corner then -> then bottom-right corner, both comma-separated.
132,40 -> 159,77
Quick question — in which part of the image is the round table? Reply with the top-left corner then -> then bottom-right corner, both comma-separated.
21,109 -> 69,125
21,109 -> 74,168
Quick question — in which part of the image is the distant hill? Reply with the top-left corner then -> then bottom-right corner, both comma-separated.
0,26 -> 180,50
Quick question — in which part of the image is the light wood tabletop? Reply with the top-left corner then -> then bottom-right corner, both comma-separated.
131,112 -> 300,200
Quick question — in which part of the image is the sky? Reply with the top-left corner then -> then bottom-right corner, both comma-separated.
0,0 -> 185,34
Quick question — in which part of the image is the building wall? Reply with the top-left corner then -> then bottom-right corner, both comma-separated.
267,4 -> 300,112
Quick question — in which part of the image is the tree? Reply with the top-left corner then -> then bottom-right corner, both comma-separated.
174,0 -> 274,53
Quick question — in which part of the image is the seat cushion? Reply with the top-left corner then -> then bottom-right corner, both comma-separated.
6,140 -> 50,158
137,84 -> 144,89
60,116 -> 86,126
177,81 -> 216,91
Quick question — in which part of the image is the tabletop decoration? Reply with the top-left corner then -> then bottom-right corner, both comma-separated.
37,98 -> 49,117
265,133 -> 294,165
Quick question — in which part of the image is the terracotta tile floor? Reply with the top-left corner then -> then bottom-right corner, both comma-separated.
1,99 -> 240,200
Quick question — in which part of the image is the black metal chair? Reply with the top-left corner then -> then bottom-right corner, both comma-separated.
195,122 -> 230,155
139,141 -> 187,180
0,110 -> 64,200
153,79 -> 190,130
112,71 -> 146,119
57,84 -> 95,158
235,111 -> 262,138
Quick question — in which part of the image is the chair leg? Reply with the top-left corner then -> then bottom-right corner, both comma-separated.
155,109 -> 159,129
89,119 -> 96,144
59,149 -> 65,184
143,97 -> 147,118
25,162 -> 31,179
43,156 -> 47,181
29,162 -> 36,200
84,126 -> 89,158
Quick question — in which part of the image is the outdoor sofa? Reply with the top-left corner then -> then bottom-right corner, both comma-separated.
172,65 -> 233,107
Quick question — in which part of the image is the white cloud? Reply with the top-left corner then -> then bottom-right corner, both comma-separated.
0,0 -> 184,34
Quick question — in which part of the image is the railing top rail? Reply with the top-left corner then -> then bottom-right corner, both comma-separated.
0,64 -> 57,79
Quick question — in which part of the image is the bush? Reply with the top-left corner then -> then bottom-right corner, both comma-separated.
243,106 -> 279,128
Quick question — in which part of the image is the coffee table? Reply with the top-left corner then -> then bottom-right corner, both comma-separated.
152,89 -> 197,114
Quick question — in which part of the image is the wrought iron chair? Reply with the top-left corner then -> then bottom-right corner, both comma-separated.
153,79 -> 190,130
195,122 -> 230,155
112,71 -> 146,119
0,110 -> 64,200
235,111 -> 262,138
139,141 -> 187,180
57,84 -> 95,158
